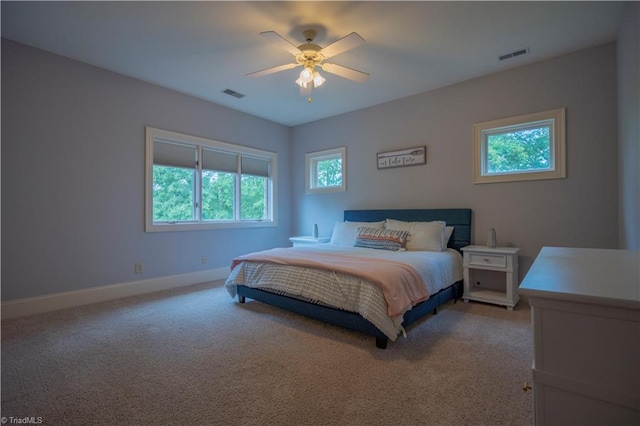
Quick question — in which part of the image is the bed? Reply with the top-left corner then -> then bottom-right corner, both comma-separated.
225,208 -> 472,348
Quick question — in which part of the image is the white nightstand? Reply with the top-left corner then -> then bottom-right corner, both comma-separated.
461,245 -> 520,310
289,236 -> 330,247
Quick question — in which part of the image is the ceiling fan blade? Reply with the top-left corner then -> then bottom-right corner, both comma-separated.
246,63 -> 299,78
322,63 -> 370,83
320,32 -> 365,59
259,31 -> 300,56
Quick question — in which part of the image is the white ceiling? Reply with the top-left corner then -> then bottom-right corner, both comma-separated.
1,1 -> 628,127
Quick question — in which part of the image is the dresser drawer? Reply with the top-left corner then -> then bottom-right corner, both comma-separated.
468,253 -> 507,268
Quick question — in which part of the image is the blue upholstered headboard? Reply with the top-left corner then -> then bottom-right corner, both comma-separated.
343,209 -> 472,252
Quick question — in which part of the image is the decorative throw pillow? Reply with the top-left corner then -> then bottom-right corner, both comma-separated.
384,219 -> 446,251
354,227 -> 409,251
330,221 -> 385,246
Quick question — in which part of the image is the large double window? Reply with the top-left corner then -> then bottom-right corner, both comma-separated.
146,127 -> 277,231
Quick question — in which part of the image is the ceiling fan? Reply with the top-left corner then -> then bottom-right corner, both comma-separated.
247,29 -> 369,101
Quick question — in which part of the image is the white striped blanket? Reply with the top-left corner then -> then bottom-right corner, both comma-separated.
231,247 -> 428,316
225,245 -> 463,341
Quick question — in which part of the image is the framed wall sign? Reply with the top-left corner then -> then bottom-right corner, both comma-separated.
377,146 -> 426,169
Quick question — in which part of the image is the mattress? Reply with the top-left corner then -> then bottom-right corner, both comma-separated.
225,244 -> 463,341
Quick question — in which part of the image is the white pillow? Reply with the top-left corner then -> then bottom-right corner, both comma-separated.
330,221 -> 385,246
445,226 -> 454,245
385,219 -> 446,251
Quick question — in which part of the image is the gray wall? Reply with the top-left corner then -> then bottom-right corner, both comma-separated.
617,2 -> 639,250
3,35 -> 633,303
1,39 -> 292,301
291,43 -> 620,280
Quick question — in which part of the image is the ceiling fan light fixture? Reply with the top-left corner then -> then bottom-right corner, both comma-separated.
312,71 -> 326,87
299,66 -> 314,83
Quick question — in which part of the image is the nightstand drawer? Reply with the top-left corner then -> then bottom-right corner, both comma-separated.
468,253 -> 507,268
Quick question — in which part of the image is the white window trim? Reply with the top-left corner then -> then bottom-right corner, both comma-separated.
305,147 -> 347,194
472,108 -> 566,184
145,127 -> 278,232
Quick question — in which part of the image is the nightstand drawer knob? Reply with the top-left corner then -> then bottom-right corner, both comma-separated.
483,258 -> 491,262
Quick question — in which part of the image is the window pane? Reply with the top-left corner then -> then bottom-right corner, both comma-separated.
316,157 -> 342,187
202,170 -> 234,220
241,175 -> 266,220
486,126 -> 551,174
152,165 -> 195,221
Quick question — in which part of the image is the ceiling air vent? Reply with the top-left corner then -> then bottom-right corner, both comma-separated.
498,48 -> 529,61
222,88 -> 245,99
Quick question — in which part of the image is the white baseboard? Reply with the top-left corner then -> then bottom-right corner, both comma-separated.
1,267 -> 229,320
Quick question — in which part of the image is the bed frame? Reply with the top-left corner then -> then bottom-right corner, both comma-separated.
235,208 -> 472,349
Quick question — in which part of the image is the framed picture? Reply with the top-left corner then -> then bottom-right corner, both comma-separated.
377,146 -> 426,169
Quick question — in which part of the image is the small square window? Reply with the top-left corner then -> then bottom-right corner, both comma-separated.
305,147 -> 346,194
473,108 -> 566,184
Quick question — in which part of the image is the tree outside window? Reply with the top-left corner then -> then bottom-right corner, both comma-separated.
486,126 -> 551,174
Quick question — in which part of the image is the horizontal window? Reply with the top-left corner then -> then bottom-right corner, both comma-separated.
473,108 -> 566,184
145,127 -> 277,231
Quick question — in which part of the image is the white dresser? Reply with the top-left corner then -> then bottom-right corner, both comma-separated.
519,247 -> 640,426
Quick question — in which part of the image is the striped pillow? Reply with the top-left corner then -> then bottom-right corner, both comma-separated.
354,227 -> 409,251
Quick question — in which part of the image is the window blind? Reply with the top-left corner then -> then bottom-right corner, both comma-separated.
153,141 -> 196,169
241,156 -> 270,177
202,149 -> 238,173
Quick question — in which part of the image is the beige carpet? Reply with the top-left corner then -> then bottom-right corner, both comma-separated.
2,281 -> 533,425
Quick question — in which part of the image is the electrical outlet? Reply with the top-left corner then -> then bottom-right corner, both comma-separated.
201,256 -> 208,264
135,263 -> 143,274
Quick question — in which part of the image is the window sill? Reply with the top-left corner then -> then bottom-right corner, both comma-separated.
145,220 -> 277,232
